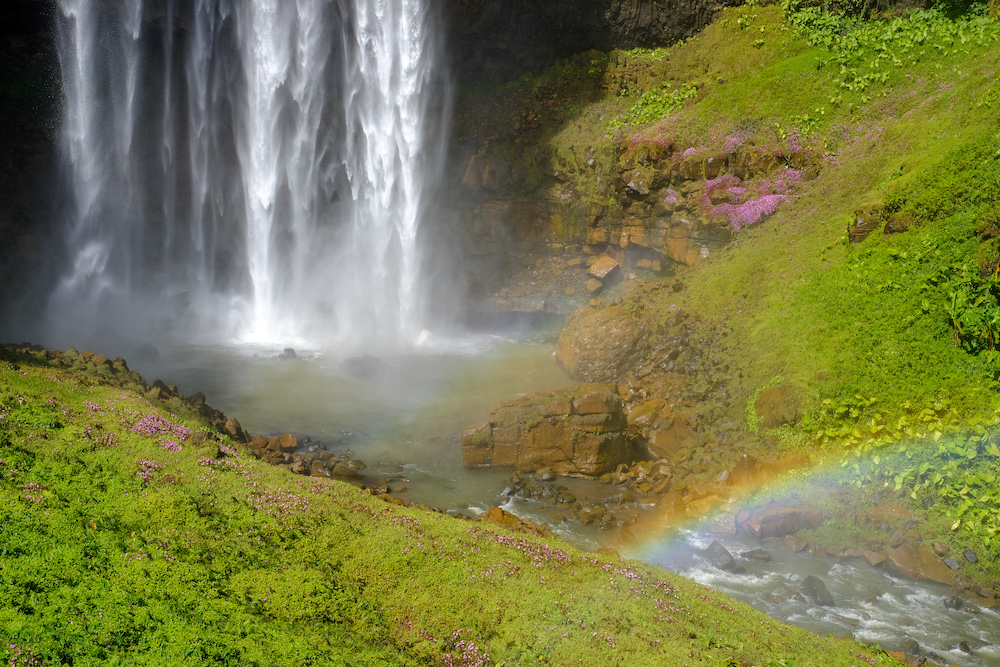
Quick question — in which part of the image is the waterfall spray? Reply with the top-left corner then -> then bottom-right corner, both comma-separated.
48,0 -> 449,352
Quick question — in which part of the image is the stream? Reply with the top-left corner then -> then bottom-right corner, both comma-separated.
128,332 -> 999,667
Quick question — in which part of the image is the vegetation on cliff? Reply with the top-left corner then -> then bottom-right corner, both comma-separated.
455,0 -> 1000,589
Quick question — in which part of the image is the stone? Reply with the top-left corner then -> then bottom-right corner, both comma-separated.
933,541 -> 949,556
626,398 -> 664,428
740,549 -> 772,562
964,549 -> 979,564
944,557 -> 960,570
645,411 -> 696,460
743,507 -> 825,539
461,383 -> 631,477
535,466 -> 556,482
884,542 -> 956,586
848,202 -> 885,243
779,535 -> 808,553
754,385 -> 797,428
705,541 -> 744,573
267,433 -> 297,453
555,304 -> 650,382
862,550 -> 886,567
964,590 -> 999,610
586,278 -> 604,293
332,462 -> 361,479
802,575 -> 835,607
587,256 -> 621,282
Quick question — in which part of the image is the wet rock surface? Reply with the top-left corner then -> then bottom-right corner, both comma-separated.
555,304 -> 651,382
462,382 -> 633,476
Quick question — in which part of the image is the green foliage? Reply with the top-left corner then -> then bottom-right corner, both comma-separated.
612,82 -> 698,129
785,2 -> 1000,92
840,420 -> 1000,562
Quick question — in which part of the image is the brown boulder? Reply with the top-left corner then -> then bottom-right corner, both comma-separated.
462,383 -> 632,477
587,256 -> 621,283
884,541 -> 956,586
743,507 -> 825,539
645,410 -> 696,460
754,385 -> 797,429
556,304 -> 650,382
266,433 -> 298,453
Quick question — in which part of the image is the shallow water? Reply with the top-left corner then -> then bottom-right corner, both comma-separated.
129,329 -> 581,519
643,530 -> 1000,665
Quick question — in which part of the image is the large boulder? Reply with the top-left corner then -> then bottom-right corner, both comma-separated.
743,507 -> 825,539
884,541 -> 956,586
754,384 -> 798,429
556,304 -> 650,382
462,383 -> 632,476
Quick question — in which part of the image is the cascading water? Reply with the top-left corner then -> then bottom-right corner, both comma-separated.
47,0 -> 450,352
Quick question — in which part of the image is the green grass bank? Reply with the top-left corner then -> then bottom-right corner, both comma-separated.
0,346 -> 898,665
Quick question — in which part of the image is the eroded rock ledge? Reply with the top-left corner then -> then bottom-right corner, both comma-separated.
462,382 -> 634,476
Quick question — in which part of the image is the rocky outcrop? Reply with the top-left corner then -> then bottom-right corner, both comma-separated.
884,541 -> 956,586
462,382 -> 633,476
444,0 -> 743,82
743,507 -> 825,539
754,384 -> 798,429
556,304 -> 651,381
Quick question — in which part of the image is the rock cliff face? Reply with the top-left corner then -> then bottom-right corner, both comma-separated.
462,383 -> 633,476
445,0 -> 741,81
0,0 -> 61,329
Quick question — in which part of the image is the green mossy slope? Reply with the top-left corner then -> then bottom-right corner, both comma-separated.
0,347 -> 896,665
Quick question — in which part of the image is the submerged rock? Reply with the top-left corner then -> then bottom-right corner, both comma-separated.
340,354 -> 389,378
705,540 -> 744,573
743,507 -> 824,539
801,575 -> 835,607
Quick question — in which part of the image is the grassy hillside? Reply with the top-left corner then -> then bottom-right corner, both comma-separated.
0,345 -> 897,665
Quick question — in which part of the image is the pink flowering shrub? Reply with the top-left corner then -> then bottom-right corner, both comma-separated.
700,168 -> 803,230
161,440 -> 182,452
121,411 -> 190,441
135,459 -> 161,487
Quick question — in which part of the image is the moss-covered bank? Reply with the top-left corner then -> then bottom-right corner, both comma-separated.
0,345 -> 898,665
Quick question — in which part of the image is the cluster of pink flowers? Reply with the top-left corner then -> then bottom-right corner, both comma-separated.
4,644 -> 45,667
83,400 -> 102,413
722,129 -> 752,154
467,529 -> 572,568
247,486 -> 311,517
441,629 -> 492,667
121,411 -> 190,441
135,459 -> 161,487
22,482 -> 45,503
161,440 -> 182,452
699,168 -> 803,230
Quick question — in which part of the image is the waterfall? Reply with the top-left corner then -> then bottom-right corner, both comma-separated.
47,0 -> 450,352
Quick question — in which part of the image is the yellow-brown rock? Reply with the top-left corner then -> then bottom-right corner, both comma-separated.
461,383 -> 632,477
